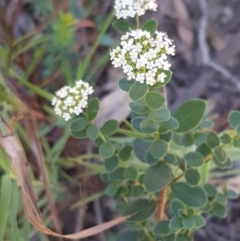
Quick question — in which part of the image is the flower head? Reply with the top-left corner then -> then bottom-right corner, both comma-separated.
114,0 -> 157,19
110,29 -> 175,86
52,80 -> 94,121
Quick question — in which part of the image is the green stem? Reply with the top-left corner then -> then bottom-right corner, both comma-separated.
77,11 -> 115,79
144,228 -> 153,241
136,14 -> 140,29
10,70 -> 53,101
117,128 -> 146,138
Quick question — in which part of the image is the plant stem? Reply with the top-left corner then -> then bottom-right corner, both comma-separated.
77,10 -> 115,79
117,128 -> 146,138
156,85 -> 168,221
157,187 -> 167,221
136,14 -> 140,29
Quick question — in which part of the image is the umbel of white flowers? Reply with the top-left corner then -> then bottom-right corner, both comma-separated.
110,29 -> 175,86
114,0 -> 157,19
52,80 -> 94,121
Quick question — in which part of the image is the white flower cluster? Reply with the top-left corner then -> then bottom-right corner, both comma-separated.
114,0 -> 157,19
110,29 -> 175,86
52,80 -> 94,121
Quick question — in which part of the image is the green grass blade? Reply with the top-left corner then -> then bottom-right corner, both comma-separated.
10,181 -> 24,241
76,10 -> 115,80
0,175 -> 13,241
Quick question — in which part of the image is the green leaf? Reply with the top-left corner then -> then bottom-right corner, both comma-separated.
144,162 -> 171,192
124,166 -> 138,180
71,117 -> 89,131
154,221 -> 171,236
206,131 -> 220,149
215,193 -> 228,205
184,152 -> 204,167
160,132 -> 172,143
148,107 -> 170,122
220,133 -> 232,144
173,99 -> 206,133
104,155 -> 119,172
235,124 -> 240,135
119,145 -> 132,161
150,70 -> 172,89
133,139 -> 150,162
145,91 -> 165,110
140,119 -> 159,134
164,154 -> 177,165
233,138 -> 240,148
145,150 -> 159,165
101,120 -> 119,136
87,98 -> 99,120
200,119 -> 214,130
86,125 -> 99,140
201,202 -> 211,213
71,128 -> 87,139
183,217 -> 195,230
180,134 -> 194,147
122,199 -> 156,222
119,78 -> 135,92
116,230 -> 144,241
87,110 -> 98,121
131,116 -> 146,132
212,202 -> 227,218
171,182 -> 207,208
203,183 -> 217,198
169,216 -> 183,231
196,143 -> 211,158
213,146 -> 227,163
129,82 -> 149,101
185,168 -> 200,186
158,117 -> 179,134
131,185 -> 144,197
99,142 -> 115,158
0,175 -> 12,241
142,19 -> 157,35
192,215 -> 205,228
105,183 -> 119,196
194,132 -> 206,145
228,111 -> 240,129
227,189 -> 238,200
129,99 -> 148,114
213,157 -> 232,169
113,20 -> 134,33
170,199 -> 185,216
163,233 -> 176,241
109,167 -> 125,180
100,173 -> 110,183
149,140 -> 168,159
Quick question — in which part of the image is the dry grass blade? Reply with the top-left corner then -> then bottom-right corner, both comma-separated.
22,113 -> 63,239
0,116 -> 129,239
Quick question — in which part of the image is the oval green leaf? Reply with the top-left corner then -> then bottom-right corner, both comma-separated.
142,19 -> 157,35
113,20 -> 134,33
171,182 -> 207,208
173,99 -> 206,133
129,82 -> 149,101
184,152 -> 204,167
101,119 -> 119,136
144,162 -> 171,192
149,140 -> 168,159
145,91 -> 165,110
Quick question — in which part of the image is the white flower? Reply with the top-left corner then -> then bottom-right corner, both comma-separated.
110,29 -> 175,86
114,0 -> 158,19
52,80 -> 93,121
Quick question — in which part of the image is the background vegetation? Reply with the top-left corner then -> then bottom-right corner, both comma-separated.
0,0 -> 240,240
